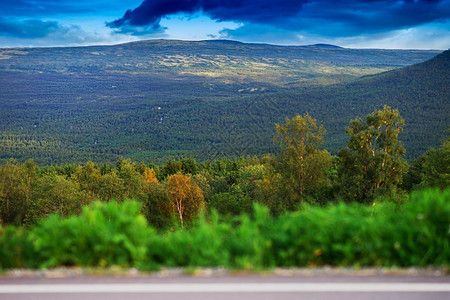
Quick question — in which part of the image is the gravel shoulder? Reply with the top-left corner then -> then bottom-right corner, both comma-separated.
1,267 -> 448,280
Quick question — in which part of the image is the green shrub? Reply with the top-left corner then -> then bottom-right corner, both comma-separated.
224,204 -> 274,269
145,206 -> 273,270
270,188 -> 449,267
29,200 -> 151,268
404,188 -> 450,265
145,212 -> 231,268
0,226 -> 37,269
0,188 -> 447,270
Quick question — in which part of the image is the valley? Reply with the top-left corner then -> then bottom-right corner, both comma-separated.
0,40 -> 447,164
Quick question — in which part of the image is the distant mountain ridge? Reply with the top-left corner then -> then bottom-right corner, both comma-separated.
0,39 -> 440,88
304,43 -> 343,49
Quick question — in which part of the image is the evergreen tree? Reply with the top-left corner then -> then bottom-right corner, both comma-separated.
420,138 -> 449,189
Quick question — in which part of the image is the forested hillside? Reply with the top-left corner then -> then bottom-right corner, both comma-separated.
2,107 -> 448,227
0,40 -> 446,164
277,49 -> 450,156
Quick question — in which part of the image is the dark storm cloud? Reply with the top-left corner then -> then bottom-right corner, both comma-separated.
107,0 -> 450,36
107,0 -> 305,30
298,0 -> 450,36
0,17 -> 59,38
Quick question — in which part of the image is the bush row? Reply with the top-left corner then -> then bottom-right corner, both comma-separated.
1,188 -> 448,270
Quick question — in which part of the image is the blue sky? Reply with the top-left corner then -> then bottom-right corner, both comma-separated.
1,0 -> 449,49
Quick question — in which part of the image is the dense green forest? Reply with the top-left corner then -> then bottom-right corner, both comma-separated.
1,107 -> 448,228
0,40 -> 447,164
1,107 -> 449,270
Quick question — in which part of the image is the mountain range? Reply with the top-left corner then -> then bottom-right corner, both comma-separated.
0,40 -> 447,164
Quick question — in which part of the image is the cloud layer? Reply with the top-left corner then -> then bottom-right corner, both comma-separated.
107,0 -> 450,37
0,18 -> 59,39
0,0 -> 449,48
0,0 -> 140,17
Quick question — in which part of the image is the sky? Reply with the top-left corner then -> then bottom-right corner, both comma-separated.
0,0 -> 449,49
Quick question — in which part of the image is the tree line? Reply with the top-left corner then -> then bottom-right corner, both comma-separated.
0,106 -> 448,228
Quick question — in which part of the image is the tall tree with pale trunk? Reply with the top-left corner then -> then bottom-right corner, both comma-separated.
166,174 -> 204,227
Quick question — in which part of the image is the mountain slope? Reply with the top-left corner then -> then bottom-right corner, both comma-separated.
300,49 -> 450,157
0,40 -> 447,164
0,39 -> 439,87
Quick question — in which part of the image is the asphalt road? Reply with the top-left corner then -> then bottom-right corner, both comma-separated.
1,273 -> 449,300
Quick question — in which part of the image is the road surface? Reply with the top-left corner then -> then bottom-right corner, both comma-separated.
1,272 -> 449,300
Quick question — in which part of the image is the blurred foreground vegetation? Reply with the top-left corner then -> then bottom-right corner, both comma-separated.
0,189 -> 448,270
